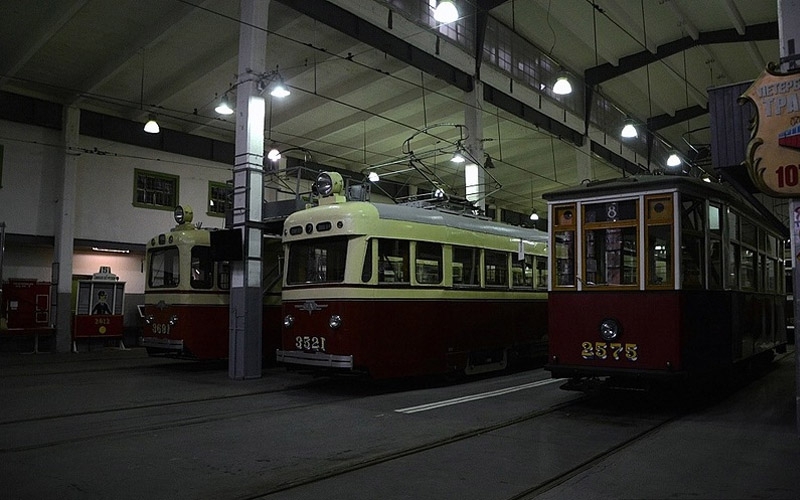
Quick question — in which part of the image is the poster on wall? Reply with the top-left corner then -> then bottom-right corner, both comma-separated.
741,64 -> 800,197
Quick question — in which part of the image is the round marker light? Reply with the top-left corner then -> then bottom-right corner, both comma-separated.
283,315 -> 294,329
599,318 -> 621,341
329,314 -> 342,329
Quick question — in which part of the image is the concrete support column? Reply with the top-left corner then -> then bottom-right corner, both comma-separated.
53,106 -> 79,352
229,0 -> 268,380
464,78 -> 485,211
777,0 -> 800,435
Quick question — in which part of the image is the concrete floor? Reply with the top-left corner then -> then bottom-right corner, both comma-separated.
1,347 -> 798,500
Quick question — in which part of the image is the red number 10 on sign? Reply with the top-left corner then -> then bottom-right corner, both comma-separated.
776,164 -> 799,188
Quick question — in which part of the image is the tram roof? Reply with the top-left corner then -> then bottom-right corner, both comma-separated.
542,175 -> 788,237
373,203 -> 548,243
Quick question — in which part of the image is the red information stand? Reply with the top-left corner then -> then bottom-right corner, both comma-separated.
1,279 -> 55,352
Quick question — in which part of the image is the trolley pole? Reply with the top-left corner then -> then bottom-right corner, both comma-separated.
778,0 -> 800,436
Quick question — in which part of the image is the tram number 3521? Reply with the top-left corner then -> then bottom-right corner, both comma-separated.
581,341 -> 639,362
295,336 -> 327,352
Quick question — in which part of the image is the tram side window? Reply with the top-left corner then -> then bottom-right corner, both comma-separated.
535,256 -> 548,290
286,236 -> 348,284
708,203 -> 723,289
645,193 -> 673,288
553,204 -> 576,287
217,261 -> 231,290
415,242 -> 442,284
681,196 -> 705,289
512,255 -> 534,288
647,225 -> 672,286
741,248 -> 757,290
453,246 -> 479,286
361,239 -> 373,283
485,251 -> 509,287
727,210 -> 740,289
148,247 -> 180,288
378,239 -> 410,283
740,218 -> 758,290
190,246 -> 213,289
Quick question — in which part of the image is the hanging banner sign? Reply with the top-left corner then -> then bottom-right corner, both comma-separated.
741,64 -> 800,197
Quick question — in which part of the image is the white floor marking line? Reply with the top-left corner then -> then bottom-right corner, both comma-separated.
395,378 -> 564,414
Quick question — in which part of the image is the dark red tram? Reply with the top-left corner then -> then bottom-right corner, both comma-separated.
140,205 -> 282,360
544,175 -> 787,389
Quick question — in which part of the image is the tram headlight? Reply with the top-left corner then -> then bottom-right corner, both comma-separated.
174,205 -> 193,224
145,314 -> 154,325
316,172 -> 343,197
283,314 -> 294,329
329,314 -> 342,330
168,314 -> 179,326
599,318 -> 621,341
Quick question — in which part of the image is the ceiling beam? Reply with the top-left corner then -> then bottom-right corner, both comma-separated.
647,104 -> 708,132
275,0 -> 473,92
585,21 -> 777,86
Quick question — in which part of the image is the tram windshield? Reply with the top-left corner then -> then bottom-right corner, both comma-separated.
286,236 -> 348,284
148,247 -> 180,288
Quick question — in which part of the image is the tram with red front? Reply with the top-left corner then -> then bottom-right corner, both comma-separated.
139,205 -> 282,360
544,175 -> 787,390
276,172 -> 549,379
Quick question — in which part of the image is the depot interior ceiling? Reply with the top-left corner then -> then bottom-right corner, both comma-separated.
0,0 -> 779,217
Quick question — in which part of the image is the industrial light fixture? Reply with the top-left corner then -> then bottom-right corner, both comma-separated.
552,72 -> 572,95
666,152 -> 682,167
267,146 -> 282,161
450,149 -> 466,163
216,68 -> 290,117
144,114 -> 160,134
433,0 -> 458,23
620,119 -> 638,139
269,80 -> 291,98
92,247 -> 130,254
529,210 -> 539,221
484,154 -> 495,169
214,93 -> 234,115
368,171 -> 380,182
138,50 -> 159,134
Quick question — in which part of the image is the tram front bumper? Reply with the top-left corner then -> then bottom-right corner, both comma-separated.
276,350 -> 353,369
139,336 -> 184,352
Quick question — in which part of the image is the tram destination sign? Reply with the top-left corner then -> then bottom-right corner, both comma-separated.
741,64 -> 800,197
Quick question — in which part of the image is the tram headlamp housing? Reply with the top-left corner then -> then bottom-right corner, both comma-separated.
316,172 -> 343,197
145,314 -> 154,325
174,205 -> 193,224
329,314 -> 342,330
283,314 -> 294,329
168,314 -> 179,326
599,318 -> 621,341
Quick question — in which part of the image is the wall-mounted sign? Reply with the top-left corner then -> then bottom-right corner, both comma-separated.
741,64 -> 800,197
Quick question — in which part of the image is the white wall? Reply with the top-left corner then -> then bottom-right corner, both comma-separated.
0,116 -> 234,295
73,136 -> 232,243
0,120 -> 60,236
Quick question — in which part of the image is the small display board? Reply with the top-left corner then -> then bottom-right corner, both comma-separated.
73,267 -> 125,345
